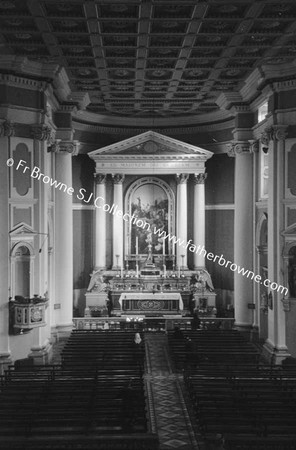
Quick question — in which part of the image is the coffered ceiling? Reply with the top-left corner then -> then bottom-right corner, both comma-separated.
0,0 -> 296,124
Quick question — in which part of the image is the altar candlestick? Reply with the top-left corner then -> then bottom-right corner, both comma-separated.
121,265 -> 123,278
136,236 -> 138,255
163,239 -> 165,256
136,264 -> 139,278
163,264 -> 166,278
178,264 -> 181,278
172,242 -> 175,256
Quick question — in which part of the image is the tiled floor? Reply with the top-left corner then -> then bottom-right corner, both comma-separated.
145,333 -> 200,450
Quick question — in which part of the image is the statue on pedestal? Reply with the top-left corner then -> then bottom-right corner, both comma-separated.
192,269 -> 214,292
87,269 -> 108,293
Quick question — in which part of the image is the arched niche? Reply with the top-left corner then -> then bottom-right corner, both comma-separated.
10,242 -> 35,299
124,177 -> 175,256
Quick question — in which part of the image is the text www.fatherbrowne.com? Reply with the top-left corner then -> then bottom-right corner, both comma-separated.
9,159 -> 288,296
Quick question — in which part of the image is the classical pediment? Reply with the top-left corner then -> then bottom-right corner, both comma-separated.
282,223 -> 296,239
10,223 -> 36,238
89,131 -> 213,159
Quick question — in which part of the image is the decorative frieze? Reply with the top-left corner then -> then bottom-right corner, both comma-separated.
176,173 -> 189,184
193,173 -> 207,184
112,174 -> 125,184
0,120 -> 15,137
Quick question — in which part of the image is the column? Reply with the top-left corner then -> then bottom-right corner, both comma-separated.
95,174 -> 107,269
54,140 -> 79,330
112,174 -> 124,270
193,173 -> 207,269
0,121 -> 13,373
263,126 -> 288,362
229,141 -> 254,329
176,174 -> 188,270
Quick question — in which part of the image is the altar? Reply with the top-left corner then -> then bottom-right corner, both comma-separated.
118,292 -> 183,314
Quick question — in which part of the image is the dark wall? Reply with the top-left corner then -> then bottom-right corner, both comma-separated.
205,154 -> 234,204
73,209 -> 93,289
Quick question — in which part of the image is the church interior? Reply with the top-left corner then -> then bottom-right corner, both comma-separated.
1,0 -> 296,449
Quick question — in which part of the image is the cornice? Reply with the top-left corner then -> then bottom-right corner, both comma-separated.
0,73 -> 48,92
72,117 -> 235,135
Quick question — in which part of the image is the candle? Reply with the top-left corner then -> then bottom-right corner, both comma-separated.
121,265 -> 123,278
163,264 -> 166,278
172,242 -> 175,256
136,236 -> 138,255
178,265 -> 181,278
163,238 -> 165,256
136,264 -> 139,278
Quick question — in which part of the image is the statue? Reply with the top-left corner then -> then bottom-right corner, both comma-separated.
87,269 -> 107,292
193,269 -> 214,292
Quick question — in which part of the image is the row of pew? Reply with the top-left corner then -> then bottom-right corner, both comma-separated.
0,330 -> 159,450
168,329 -> 296,450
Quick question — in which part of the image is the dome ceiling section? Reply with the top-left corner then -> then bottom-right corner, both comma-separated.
0,1 -> 296,125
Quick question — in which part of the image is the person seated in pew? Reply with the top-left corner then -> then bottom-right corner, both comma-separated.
191,311 -> 201,330
132,333 -> 145,370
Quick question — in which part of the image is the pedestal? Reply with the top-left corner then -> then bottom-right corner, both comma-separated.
85,292 -> 108,316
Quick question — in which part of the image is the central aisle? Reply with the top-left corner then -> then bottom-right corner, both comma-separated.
144,333 -> 200,450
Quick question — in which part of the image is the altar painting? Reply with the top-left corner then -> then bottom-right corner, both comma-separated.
130,184 -> 168,255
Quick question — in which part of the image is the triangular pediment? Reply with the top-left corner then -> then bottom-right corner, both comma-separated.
89,131 -> 213,159
10,223 -> 36,237
282,223 -> 296,239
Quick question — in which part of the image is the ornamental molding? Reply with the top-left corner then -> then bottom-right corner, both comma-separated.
260,125 -> 288,145
193,173 -> 207,184
50,139 -> 80,155
0,120 -> 15,137
31,124 -> 56,146
176,173 -> 189,184
112,174 -> 125,184
95,174 -> 107,184
227,141 -> 253,157
0,73 -> 48,92
73,118 -> 235,135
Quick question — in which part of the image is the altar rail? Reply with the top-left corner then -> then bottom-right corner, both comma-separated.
73,317 -> 235,331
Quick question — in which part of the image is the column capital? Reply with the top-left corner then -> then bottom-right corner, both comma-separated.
193,173 -> 207,185
112,173 -> 125,184
50,139 -> 80,156
95,173 -> 107,184
176,173 -> 189,184
227,141 -> 253,158
31,124 -> 56,146
260,125 -> 288,146
0,120 -> 15,137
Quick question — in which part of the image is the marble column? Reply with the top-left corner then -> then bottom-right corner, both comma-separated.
54,140 -> 79,330
193,173 -> 207,269
0,121 -> 13,373
228,141 -> 254,329
95,174 -> 107,269
112,174 -> 125,270
176,174 -> 189,270
262,126 -> 289,363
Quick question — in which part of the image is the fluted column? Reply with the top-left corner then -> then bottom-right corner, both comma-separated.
176,174 -> 188,270
228,141 -> 254,328
53,140 -> 79,329
95,174 -> 107,269
193,173 -> 207,269
0,121 -> 14,372
262,125 -> 288,362
112,174 -> 125,270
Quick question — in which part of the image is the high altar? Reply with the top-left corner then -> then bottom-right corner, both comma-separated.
84,131 -> 216,317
